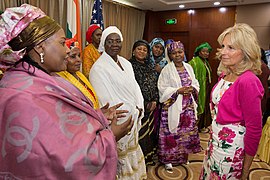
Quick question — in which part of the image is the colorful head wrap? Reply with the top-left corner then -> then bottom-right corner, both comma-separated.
0,45 -> 23,69
0,4 -> 45,49
98,26 -> 123,53
0,4 -> 61,67
194,42 -> 212,57
168,41 -> 184,53
149,37 -> 166,67
8,16 -> 61,51
149,37 -> 165,58
165,39 -> 174,47
65,38 -> 79,49
86,24 -> 101,44
149,38 -> 165,50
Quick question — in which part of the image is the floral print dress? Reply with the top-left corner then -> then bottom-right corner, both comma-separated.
200,79 -> 246,179
158,69 -> 201,165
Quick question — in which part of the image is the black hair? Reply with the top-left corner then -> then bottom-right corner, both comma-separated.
132,40 -> 151,63
14,55 -> 49,75
261,48 -> 267,65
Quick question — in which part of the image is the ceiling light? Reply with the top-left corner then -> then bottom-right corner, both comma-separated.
219,7 -> 227,12
179,4 -> 185,8
214,2 -> 220,6
188,9 -> 195,14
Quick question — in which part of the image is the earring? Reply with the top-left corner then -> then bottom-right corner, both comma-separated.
40,53 -> 44,64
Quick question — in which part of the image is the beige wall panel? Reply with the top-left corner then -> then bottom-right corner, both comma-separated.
236,3 -> 270,49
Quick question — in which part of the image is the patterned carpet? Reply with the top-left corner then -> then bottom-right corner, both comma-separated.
146,129 -> 270,180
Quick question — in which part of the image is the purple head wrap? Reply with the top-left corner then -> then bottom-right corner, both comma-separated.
168,41 -> 184,53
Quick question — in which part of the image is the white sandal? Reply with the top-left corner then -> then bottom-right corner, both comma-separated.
165,163 -> 173,173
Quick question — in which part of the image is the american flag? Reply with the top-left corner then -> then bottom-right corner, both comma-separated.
90,0 -> 104,30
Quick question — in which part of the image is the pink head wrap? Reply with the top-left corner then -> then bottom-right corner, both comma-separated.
0,4 -> 45,68
0,4 -> 45,49
86,24 -> 101,44
0,4 -> 60,68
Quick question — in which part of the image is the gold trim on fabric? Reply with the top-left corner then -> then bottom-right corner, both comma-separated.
57,71 -> 99,109
117,155 -> 147,179
138,126 -> 154,141
117,143 -> 141,157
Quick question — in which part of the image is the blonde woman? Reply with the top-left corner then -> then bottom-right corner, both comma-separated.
200,23 -> 264,179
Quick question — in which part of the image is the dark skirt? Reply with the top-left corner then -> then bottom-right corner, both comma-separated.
139,110 -> 158,165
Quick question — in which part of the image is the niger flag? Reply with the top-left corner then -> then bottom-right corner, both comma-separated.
67,0 -> 82,52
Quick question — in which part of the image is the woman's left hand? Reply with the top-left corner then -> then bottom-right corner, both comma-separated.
178,86 -> 193,95
101,102 -> 129,121
146,101 -> 157,112
155,64 -> 162,73
186,86 -> 194,93
111,115 -> 134,141
136,106 -> 143,118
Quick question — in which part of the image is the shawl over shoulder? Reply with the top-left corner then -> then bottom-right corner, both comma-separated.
0,63 -> 117,180
90,52 -> 144,149
158,62 -> 199,132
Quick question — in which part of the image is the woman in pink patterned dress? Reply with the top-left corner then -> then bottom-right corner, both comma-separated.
200,23 -> 264,180
0,4 -> 132,179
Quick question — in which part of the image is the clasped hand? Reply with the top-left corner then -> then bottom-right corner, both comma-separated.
146,101 -> 157,112
177,86 -> 193,95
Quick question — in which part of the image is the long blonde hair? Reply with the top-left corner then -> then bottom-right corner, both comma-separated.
216,23 -> 261,76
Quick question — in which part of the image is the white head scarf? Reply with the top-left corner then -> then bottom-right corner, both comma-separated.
98,26 -> 123,53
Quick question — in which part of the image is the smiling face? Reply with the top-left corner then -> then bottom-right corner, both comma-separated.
66,47 -> 81,74
170,48 -> 185,64
133,45 -> 148,62
40,29 -> 70,73
104,33 -> 122,60
220,34 -> 244,70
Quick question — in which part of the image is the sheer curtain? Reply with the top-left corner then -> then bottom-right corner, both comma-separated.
81,0 -> 94,50
0,0 -> 146,59
81,0 -> 145,59
102,1 -> 145,59
0,0 -> 66,29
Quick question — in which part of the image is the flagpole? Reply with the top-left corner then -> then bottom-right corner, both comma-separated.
75,0 -> 82,53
